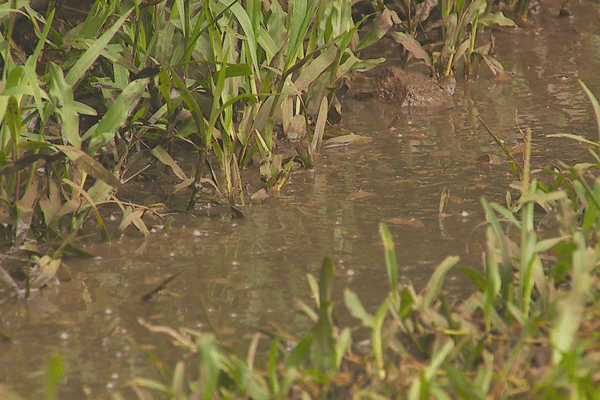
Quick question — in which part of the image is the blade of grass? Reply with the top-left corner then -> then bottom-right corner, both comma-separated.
379,222 -> 398,305
579,80 -> 600,141
65,8 -> 133,88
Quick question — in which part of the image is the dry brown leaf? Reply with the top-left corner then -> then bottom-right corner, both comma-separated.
346,190 -> 375,201
386,217 -> 425,228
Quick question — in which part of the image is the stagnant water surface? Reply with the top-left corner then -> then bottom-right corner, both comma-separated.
2,2 -> 600,398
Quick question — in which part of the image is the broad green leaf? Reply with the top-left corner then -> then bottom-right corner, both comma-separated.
257,26 -> 279,62
286,334 -> 312,368
453,38 -> 471,68
0,0 -> 28,19
0,95 -> 8,125
551,290 -> 586,364
488,201 -> 521,228
169,66 -> 208,145
478,11 -> 516,27
118,207 -> 149,237
356,8 -> 395,51
334,327 -> 352,370
534,237 -> 564,253
4,96 -> 22,145
481,53 -> 505,76
446,363 -> 485,400
88,78 -> 148,153
482,198 -> 514,272
292,46 -> 337,93
457,265 -> 487,292
172,177 -> 195,196
79,0 -> 117,39
389,32 -> 432,68
285,0 -> 317,70
344,288 -> 374,327
151,146 -> 188,181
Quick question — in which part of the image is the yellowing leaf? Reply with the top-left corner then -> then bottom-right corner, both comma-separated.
346,190 -> 375,201
55,145 -> 122,188
151,146 -> 188,181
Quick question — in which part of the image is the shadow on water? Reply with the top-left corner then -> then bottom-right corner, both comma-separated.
2,1 -> 600,398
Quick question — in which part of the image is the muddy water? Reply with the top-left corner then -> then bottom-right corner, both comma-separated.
2,2 -> 600,398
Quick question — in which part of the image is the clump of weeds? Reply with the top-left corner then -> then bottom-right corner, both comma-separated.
0,0 -> 390,294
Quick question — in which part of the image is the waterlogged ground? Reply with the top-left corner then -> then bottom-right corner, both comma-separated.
2,2 -> 600,398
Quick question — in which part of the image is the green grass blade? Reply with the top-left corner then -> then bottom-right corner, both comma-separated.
62,178 -> 110,242
334,327 -> 352,370
65,8 -> 133,88
457,265 -> 487,292
372,297 -> 390,379
481,198 -> 514,274
44,354 -> 63,400
422,255 -> 459,308
379,222 -> 398,303
48,63 -> 80,148
220,0 -> 260,76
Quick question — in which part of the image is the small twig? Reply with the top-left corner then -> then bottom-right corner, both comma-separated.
137,317 -> 195,349
139,272 -> 181,302
477,115 -> 523,178
121,164 -> 152,185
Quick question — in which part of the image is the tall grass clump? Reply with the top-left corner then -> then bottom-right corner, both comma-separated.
0,0 -> 388,293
